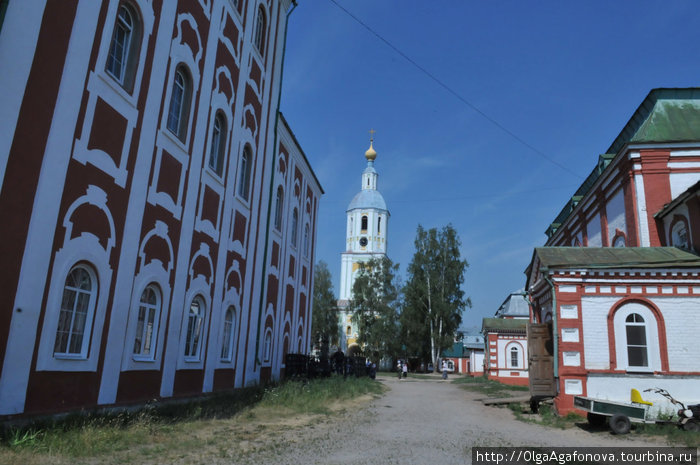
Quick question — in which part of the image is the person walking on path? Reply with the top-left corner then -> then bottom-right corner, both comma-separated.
402,361 -> 408,379
441,359 -> 448,380
397,360 -> 403,380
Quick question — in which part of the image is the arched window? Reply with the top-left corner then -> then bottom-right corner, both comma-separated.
303,223 -> 310,256
237,146 -> 252,201
510,347 -> 519,368
54,265 -> 98,357
361,215 -> 368,232
133,284 -> 161,358
184,296 -> 206,360
346,326 -> 352,336
263,329 -> 272,362
671,217 -> 689,249
254,5 -> 266,55
378,216 -> 381,234
612,302 -> 664,371
625,313 -> 648,368
106,3 -> 141,91
274,186 -> 283,231
208,112 -> 226,176
166,65 -> 192,142
291,209 -> 298,246
220,306 -> 236,361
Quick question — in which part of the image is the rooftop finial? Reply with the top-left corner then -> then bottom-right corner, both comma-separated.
365,129 -> 377,161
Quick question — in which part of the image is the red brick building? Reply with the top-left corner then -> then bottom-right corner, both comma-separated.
0,0 -> 322,417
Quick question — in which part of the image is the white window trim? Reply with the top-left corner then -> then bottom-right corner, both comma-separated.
177,278 -> 211,369
121,261 -> 171,371
613,302 -> 661,372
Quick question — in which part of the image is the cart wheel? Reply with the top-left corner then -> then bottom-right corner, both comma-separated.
610,414 -> 631,434
587,412 -> 607,428
682,420 -> 700,432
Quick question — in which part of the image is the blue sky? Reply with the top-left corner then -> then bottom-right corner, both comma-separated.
280,1 -> 700,331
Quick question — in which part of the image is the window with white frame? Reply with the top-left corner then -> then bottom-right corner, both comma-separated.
361,215 -> 368,232
132,284 -> 161,359
184,296 -> 206,360
208,112 -> 226,176
613,302 -> 661,371
220,306 -> 236,361
105,3 -> 141,91
254,5 -> 266,55
274,186 -> 283,231
166,65 -> 192,142
510,346 -> 519,368
303,223 -> 310,256
625,313 -> 648,368
54,265 -> 98,358
237,145 -> 252,201
263,329 -> 272,362
291,209 -> 298,247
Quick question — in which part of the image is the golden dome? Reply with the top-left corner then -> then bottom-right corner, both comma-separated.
365,142 -> 377,161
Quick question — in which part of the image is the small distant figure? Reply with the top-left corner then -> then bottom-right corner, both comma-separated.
369,362 -> 376,380
397,360 -> 403,380
402,361 -> 408,379
441,359 -> 448,380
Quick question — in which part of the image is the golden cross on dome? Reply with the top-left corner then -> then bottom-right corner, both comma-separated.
369,128 -> 376,143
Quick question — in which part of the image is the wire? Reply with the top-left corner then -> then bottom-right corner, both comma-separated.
326,0 -> 583,180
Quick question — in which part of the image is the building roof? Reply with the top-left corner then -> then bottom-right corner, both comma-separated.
482,317 -> 527,333
463,333 -> 484,350
532,246 -> 700,270
655,180 -> 700,220
347,188 -> 388,212
495,289 -> 530,318
546,88 -> 700,240
441,342 -> 465,358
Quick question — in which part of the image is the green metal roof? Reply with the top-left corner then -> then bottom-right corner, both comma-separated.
481,317 -> 528,333
609,88 -> 700,154
546,88 -> 700,240
441,342 -> 465,358
533,247 -> 700,269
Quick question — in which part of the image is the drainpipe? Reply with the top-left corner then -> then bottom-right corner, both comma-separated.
254,0 -> 297,371
542,268 -> 559,380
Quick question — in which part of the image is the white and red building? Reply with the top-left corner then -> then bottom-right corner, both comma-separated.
482,291 -> 530,387
0,0 -> 322,417
526,88 -> 700,415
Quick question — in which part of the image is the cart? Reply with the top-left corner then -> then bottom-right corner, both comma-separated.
574,389 -> 655,434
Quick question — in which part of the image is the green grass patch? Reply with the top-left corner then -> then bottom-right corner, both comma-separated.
636,422 -> 700,447
259,376 -> 384,414
451,375 -> 528,397
508,402 -> 583,429
0,377 -> 383,462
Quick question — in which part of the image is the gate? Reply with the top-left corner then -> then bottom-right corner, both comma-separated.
527,322 -> 556,399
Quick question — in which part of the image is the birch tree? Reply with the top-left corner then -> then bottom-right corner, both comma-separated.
348,257 -> 401,361
402,224 -> 470,367
311,261 -> 340,360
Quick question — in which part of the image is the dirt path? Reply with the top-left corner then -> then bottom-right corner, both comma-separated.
236,375 -> 670,465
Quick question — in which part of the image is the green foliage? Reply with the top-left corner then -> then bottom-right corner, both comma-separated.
348,257 -> 401,361
402,224 -> 470,365
311,261 -> 340,359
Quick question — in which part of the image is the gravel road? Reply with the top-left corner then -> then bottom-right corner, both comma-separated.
237,374 -> 672,465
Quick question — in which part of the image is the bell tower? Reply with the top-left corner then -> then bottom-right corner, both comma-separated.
337,131 -> 390,352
